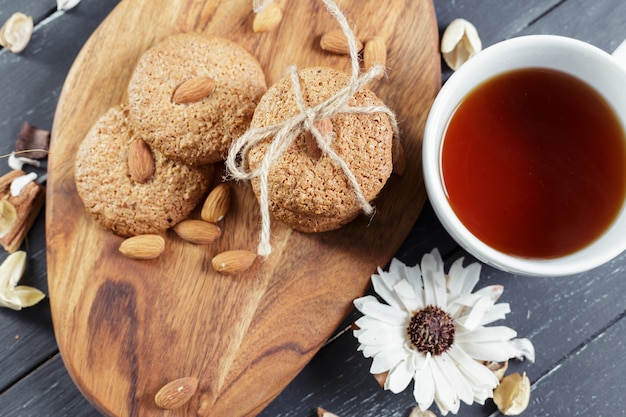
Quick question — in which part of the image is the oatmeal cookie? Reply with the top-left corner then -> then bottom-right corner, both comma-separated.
74,105 -> 213,237
127,33 -> 267,166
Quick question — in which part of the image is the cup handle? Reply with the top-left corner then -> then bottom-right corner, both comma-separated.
612,38 -> 626,68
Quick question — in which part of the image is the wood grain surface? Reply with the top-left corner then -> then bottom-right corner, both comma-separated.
45,0 -> 440,416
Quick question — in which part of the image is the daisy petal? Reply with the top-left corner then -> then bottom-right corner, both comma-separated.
437,352 -> 474,406
456,326 -> 517,343
385,357 -> 416,393
356,326 -> 407,346
457,340 -> 518,362
447,344 -> 499,389
477,303 -> 511,326
474,284 -> 504,302
354,296 -> 409,325
413,361 -> 435,410
445,257 -> 467,297
371,273 -> 404,309
371,345 -> 410,374
393,279 -> 420,311
431,356 -> 460,415
421,250 -> 446,308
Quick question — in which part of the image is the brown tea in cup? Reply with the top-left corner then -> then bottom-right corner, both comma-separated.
441,68 -> 626,258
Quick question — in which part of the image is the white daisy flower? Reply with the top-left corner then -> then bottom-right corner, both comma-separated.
353,249 -> 534,415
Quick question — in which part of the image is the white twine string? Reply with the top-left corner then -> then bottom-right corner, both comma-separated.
231,0 -> 400,257
252,0 -> 272,13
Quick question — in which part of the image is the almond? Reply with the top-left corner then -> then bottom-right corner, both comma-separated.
128,139 -> 155,183
172,76 -> 216,104
317,408 -> 339,417
392,137 -> 406,176
320,29 -> 363,55
174,219 -> 221,245
252,2 -> 283,33
211,250 -> 257,275
304,118 -> 333,160
201,183 -> 231,223
119,234 -> 165,259
363,36 -> 387,79
154,376 -> 198,410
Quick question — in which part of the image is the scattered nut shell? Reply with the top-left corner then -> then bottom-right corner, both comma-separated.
172,76 -> 216,104
201,183 -> 231,223
211,250 -> 257,275
317,407 -> 339,417
0,12 -> 33,54
320,29 -> 363,55
304,118 -> 333,160
485,360 -> 508,381
493,372 -> 531,415
253,2 -> 283,33
154,376 -> 199,410
363,36 -> 387,78
408,406 -> 437,417
0,198 -> 17,239
128,139 -> 155,183
119,234 -> 165,260
440,18 -> 482,70
174,220 -> 221,245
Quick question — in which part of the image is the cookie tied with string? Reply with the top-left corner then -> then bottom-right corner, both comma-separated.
247,67 -> 394,233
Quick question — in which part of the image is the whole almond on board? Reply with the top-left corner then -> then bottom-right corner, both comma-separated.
364,36 -> 387,79
252,2 -> 283,33
172,76 -> 216,104
201,183 -> 231,223
320,29 -> 363,55
211,250 -> 257,275
174,219 -> 221,244
128,139 -> 155,183
317,408 -> 339,417
119,234 -> 165,259
304,118 -> 333,160
154,376 -> 198,410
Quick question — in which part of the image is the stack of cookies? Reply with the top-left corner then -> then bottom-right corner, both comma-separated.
74,33 -> 267,237
75,32 -> 396,245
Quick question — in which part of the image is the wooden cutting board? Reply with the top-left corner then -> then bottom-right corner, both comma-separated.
46,0 -> 440,416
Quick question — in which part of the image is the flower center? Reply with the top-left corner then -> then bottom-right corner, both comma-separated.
407,305 -> 456,356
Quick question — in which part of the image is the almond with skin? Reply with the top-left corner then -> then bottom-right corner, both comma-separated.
128,139 -> 155,183
304,118 -> 333,160
201,183 -> 231,223
172,76 -> 216,104
119,234 -> 165,259
211,250 -> 257,275
363,36 -> 387,79
154,377 -> 199,410
252,2 -> 283,33
174,219 -> 221,244
320,29 -> 363,55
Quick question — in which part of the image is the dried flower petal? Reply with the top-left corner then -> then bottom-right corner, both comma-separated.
10,172 -> 38,197
509,337 -> 536,362
0,251 -> 45,310
441,18 -> 482,70
0,198 -> 17,239
16,122 -> 50,160
0,13 -> 33,54
8,152 -> 41,171
317,408 -> 339,417
408,407 -> 437,417
493,372 -> 531,415
57,0 -> 82,11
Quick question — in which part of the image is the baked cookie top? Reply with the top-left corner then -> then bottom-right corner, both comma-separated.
127,33 -> 267,166
75,105 -> 213,237
247,67 -> 394,233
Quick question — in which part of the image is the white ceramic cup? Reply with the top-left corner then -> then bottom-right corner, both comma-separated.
423,35 -> 626,276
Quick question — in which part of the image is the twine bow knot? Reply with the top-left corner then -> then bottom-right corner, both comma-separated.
227,0 -> 400,256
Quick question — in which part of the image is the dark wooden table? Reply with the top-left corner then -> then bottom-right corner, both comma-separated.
1,1 -> 625,416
